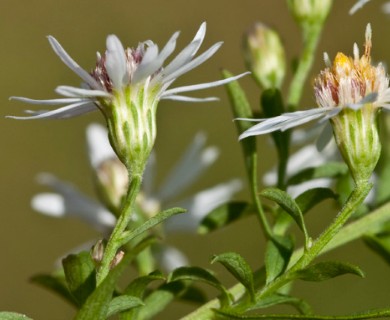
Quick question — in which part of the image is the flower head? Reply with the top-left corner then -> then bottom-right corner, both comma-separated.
10,23 -> 248,176
239,24 -> 390,184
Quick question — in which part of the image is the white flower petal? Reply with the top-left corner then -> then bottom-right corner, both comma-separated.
161,95 -> 219,102
316,122 -> 333,152
162,72 -> 250,97
164,179 -> 242,233
349,0 -> 371,15
160,23 -> 207,79
35,173 -> 115,232
162,41 -> 223,84
55,86 -> 111,98
32,193 -> 66,217
238,108 -> 331,139
133,32 -> 179,84
7,101 -> 97,120
153,244 -> 188,273
86,124 -> 117,169
105,35 -> 128,90
9,96 -> 83,105
156,133 -> 219,202
47,36 -> 101,90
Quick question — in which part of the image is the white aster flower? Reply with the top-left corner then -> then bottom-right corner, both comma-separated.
33,124 -> 242,271
10,23 -> 248,175
239,24 -> 389,184
87,124 -> 242,233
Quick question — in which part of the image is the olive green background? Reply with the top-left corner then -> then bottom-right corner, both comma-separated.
1,0 -> 390,319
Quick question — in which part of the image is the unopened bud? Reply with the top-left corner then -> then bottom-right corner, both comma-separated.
91,239 -> 105,265
244,23 -> 286,89
110,250 -> 125,269
287,0 -> 332,26
95,157 -> 128,214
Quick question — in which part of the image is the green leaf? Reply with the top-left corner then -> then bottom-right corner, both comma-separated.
295,188 -> 338,214
120,271 -> 165,320
288,162 -> 348,185
211,252 -> 255,301
250,293 -> 312,314
293,261 -> 365,282
274,188 -> 337,235
265,235 -> 294,283
31,272 -> 76,307
261,188 -> 308,242
0,312 -> 33,320
62,251 -> 96,306
120,207 -> 186,245
214,308 -> 390,319
222,69 -> 257,185
169,266 -> 231,307
106,295 -> 143,317
75,252 -> 134,320
179,285 -> 208,304
198,201 -> 255,234
124,270 -> 165,298
133,281 -> 190,320
364,234 -> 390,266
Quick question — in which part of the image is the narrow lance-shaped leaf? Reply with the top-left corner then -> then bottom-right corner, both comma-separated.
364,234 -> 390,266
0,312 -> 34,320
169,266 -> 232,307
198,201 -> 255,234
222,69 -> 256,183
261,188 -> 309,247
265,235 -> 294,283
274,188 -> 337,236
62,251 -> 96,306
106,295 -> 144,318
31,272 -> 77,307
211,252 -> 255,301
75,237 -> 155,320
292,261 -> 365,282
120,207 -> 186,245
214,307 -> 390,319
249,293 -> 312,315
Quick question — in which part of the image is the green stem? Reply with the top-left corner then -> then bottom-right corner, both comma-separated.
181,182 -> 372,320
249,149 -> 273,239
96,175 -> 142,286
287,23 -> 323,108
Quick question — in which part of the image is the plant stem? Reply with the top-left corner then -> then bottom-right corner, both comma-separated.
181,182 -> 372,320
287,23 -> 323,108
96,175 -> 142,286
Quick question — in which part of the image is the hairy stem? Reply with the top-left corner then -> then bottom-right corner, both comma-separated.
96,175 -> 142,286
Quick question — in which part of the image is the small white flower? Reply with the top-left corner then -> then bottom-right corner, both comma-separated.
239,24 -> 390,140
9,23 -> 249,174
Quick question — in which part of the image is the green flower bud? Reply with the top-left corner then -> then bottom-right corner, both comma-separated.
287,0 -> 332,26
244,23 -> 286,89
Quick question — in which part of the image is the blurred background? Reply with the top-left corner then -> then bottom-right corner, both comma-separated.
1,0 -> 390,319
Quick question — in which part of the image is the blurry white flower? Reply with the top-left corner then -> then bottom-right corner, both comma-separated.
31,173 -> 115,233
382,1 -> 390,14
32,124 -> 242,271
263,142 -> 338,198
349,0 -> 371,15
